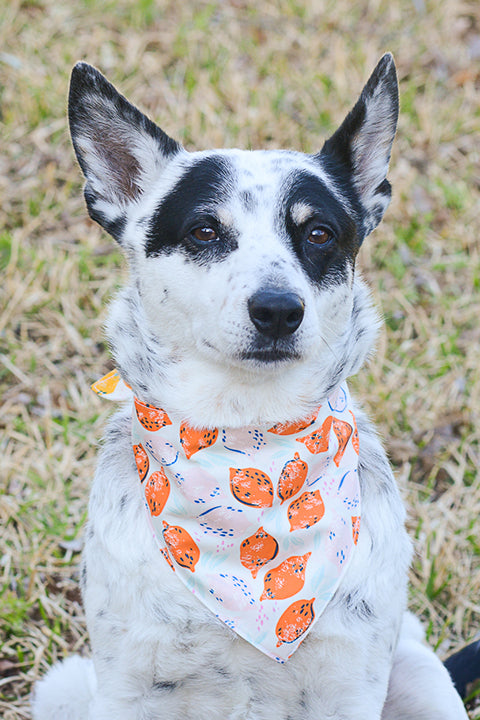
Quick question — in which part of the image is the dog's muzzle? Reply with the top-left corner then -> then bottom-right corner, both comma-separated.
248,290 -> 304,339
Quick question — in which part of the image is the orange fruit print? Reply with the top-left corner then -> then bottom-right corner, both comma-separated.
160,546 -> 175,571
162,521 -> 200,572
179,422 -> 218,459
133,443 -> 149,481
134,397 -> 172,431
275,598 -> 315,646
332,419 -> 353,466
296,415 -> 333,454
277,452 -> 308,503
349,411 -> 360,454
261,552 -> 312,600
288,490 -> 325,531
144,468 -> 170,516
352,515 -> 361,545
240,526 -> 279,578
268,408 -> 319,436
230,467 -> 274,508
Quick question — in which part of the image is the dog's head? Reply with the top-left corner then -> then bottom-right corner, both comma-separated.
69,55 -> 398,426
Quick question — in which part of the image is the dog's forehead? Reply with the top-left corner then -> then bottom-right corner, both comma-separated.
226,148 -> 304,188
166,147 -> 348,220
210,147 -> 329,196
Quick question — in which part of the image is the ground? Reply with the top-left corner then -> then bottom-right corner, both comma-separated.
1,0 -> 479,717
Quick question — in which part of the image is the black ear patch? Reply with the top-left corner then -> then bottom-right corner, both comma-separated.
318,53 -> 399,239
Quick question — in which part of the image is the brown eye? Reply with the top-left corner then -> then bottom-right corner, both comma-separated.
307,227 -> 333,246
192,227 -> 218,243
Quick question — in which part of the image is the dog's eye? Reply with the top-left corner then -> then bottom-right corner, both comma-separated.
192,227 -> 218,243
307,227 -> 333,246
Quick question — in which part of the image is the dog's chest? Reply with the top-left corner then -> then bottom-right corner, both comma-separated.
81,407 -> 408,719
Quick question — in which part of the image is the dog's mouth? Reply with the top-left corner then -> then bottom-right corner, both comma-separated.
201,338 -> 302,367
240,344 -> 301,365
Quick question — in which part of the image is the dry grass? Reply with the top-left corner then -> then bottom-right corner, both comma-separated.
1,0 -> 479,717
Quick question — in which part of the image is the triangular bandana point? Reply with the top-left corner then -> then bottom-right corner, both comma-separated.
91,369 -> 132,401
93,370 -> 361,662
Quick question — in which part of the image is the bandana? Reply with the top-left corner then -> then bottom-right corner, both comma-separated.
92,369 -> 361,662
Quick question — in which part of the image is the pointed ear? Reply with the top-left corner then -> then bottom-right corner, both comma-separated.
68,63 -> 183,241
318,53 -> 399,238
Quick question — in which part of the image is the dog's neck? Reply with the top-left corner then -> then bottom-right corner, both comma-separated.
106,276 -> 378,429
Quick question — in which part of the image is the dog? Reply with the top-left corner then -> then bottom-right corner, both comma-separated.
32,54 -> 472,719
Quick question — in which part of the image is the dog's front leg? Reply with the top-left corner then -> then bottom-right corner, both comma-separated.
299,409 -> 413,720
292,609 -> 398,720
382,613 -> 468,720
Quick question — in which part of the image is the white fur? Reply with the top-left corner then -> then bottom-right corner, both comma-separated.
382,614 -> 469,720
32,58 -> 468,720
350,81 -> 396,206
32,655 -> 96,720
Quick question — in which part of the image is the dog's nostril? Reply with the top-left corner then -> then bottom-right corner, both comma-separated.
248,290 -> 305,339
286,308 -> 303,328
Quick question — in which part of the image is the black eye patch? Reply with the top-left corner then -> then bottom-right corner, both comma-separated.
145,155 -> 237,261
281,170 -> 361,285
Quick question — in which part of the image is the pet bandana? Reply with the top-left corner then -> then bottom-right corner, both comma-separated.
92,369 -> 361,662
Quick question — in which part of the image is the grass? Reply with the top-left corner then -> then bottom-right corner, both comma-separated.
1,0 -> 479,717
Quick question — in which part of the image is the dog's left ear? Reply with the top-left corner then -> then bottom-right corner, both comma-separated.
318,53 -> 399,238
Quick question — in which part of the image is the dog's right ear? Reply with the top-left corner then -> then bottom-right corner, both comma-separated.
68,63 -> 183,241
318,54 -> 399,240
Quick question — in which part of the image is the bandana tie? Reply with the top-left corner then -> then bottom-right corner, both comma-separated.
92,369 -> 361,662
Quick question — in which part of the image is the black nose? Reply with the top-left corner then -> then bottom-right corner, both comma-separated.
248,289 -> 305,339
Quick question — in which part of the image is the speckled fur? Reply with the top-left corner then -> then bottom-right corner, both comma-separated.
32,56 -> 468,719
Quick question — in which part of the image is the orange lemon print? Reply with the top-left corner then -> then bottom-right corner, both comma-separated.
144,469 -> 170,516
162,521 -> 200,572
179,423 -> 218,459
134,397 -> 172,432
268,408 -> 319,436
277,452 -> 308,503
349,411 -> 359,454
261,552 -> 312,601
288,490 -> 325,531
240,526 -> 279,578
332,419 -> 353,466
230,467 -> 274,508
352,516 -> 361,545
296,415 -> 333,454
160,546 -> 175,572
275,598 -> 316,647
91,369 -> 121,396
133,443 -> 149,481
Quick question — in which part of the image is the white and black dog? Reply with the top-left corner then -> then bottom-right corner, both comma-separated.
32,55 -> 473,719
